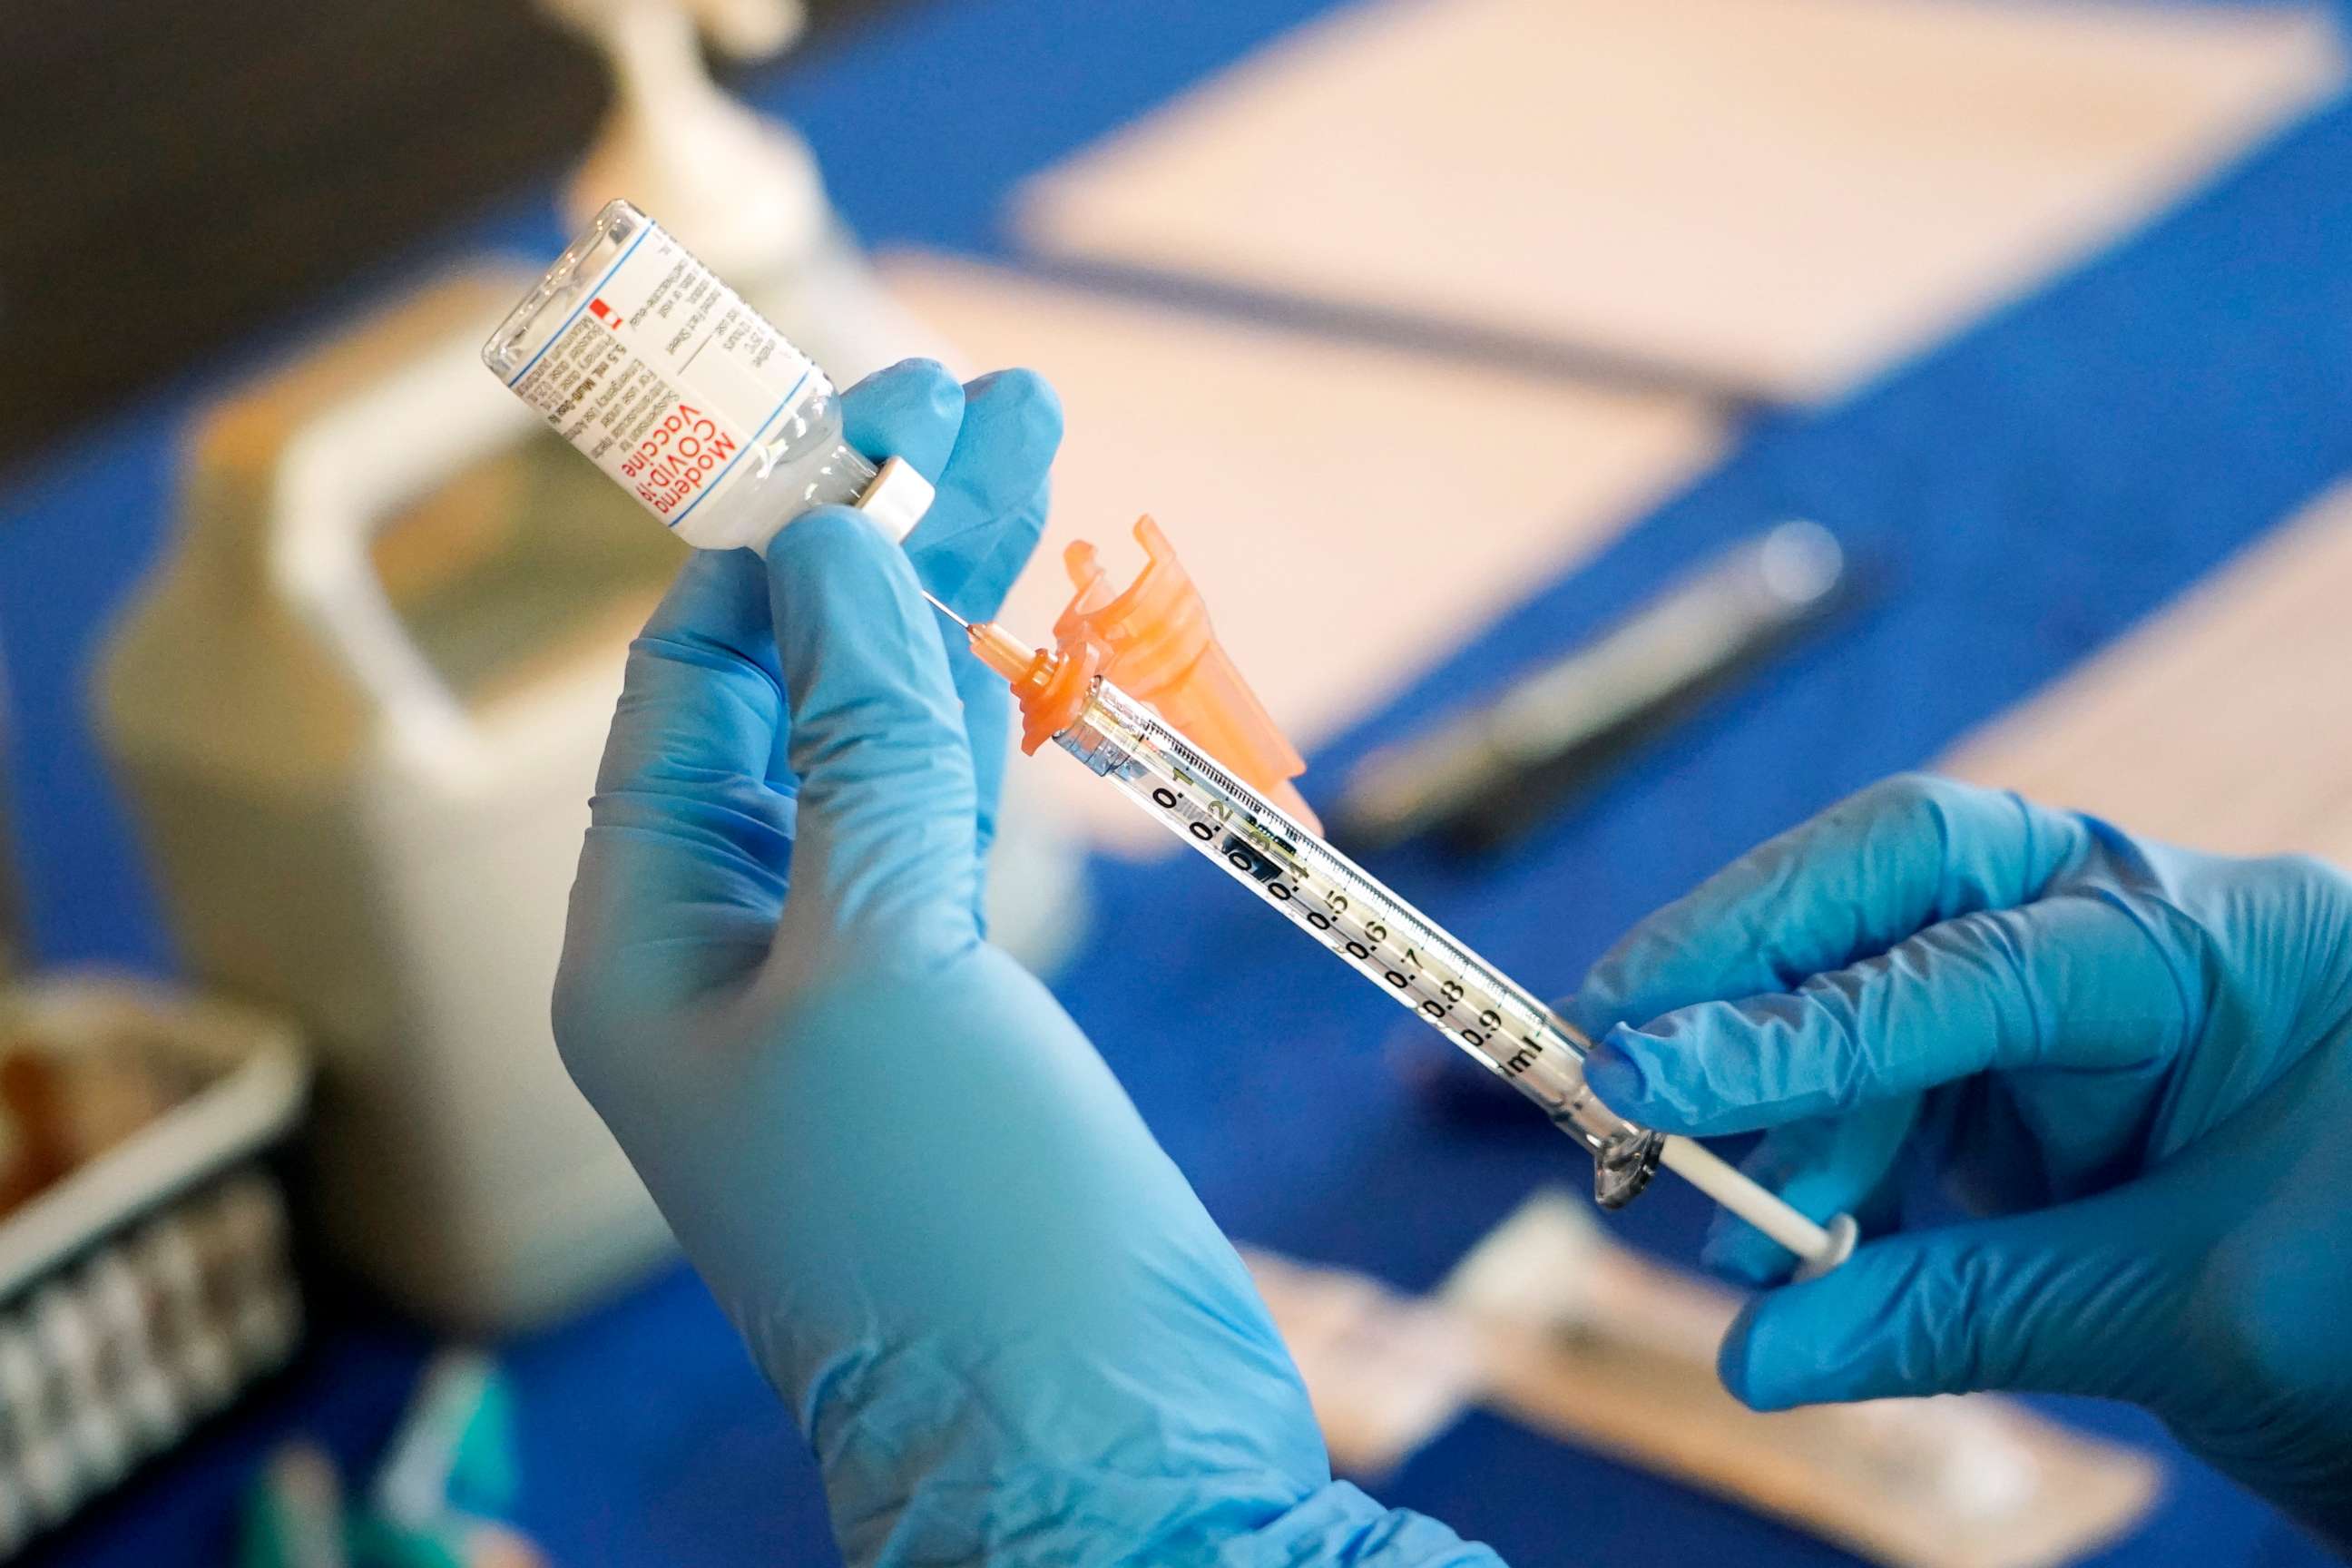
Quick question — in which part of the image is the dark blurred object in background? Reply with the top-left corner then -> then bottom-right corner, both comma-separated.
0,638 -> 17,981
0,0 -> 897,475
1332,522 -> 1852,855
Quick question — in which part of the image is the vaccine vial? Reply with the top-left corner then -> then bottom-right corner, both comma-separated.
483,199 -> 932,551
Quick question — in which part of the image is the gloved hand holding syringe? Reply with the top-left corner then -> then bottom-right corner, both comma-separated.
929,586 -> 1852,1272
486,197 -> 1852,1277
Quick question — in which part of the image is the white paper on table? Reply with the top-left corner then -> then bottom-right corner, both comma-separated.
878,252 -> 1727,849
1945,481 -> 2352,862
1019,0 -> 2341,402
1244,1193 -> 2161,1567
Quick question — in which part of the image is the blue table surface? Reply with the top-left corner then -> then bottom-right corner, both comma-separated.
7,0 -> 2352,1562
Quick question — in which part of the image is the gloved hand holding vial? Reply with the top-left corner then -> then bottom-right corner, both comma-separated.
490,202 -> 2352,1563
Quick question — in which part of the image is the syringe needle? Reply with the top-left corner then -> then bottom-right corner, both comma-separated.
922,591 -> 970,630
925,591 -> 1042,686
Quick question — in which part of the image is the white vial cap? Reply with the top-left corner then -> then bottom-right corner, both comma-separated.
855,456 -> 936,543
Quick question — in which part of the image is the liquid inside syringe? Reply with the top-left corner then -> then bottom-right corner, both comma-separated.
937,597 -> 1854,1272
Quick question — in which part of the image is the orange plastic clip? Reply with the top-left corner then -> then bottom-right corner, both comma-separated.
963,517 -> 1317,828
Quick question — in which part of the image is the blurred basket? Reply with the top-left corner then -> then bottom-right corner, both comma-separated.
0,975 -> 309,1554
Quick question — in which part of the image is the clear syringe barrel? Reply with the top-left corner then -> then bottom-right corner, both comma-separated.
1054,675 -> 1665,1207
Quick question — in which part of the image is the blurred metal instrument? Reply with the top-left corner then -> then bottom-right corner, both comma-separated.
1333,522 -> 1847,852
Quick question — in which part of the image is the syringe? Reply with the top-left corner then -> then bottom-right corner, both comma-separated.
935,595 -> 1857,1275
479,196 -> 1851,1271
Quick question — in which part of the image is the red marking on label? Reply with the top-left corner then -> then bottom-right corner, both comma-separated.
622,403 -> 740,515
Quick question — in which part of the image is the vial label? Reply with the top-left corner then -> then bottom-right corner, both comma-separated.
503,220 -> 818,528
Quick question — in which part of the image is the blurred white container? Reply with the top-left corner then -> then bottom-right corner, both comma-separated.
546,0 -> 951,384
98,261 -> 1085,1330
97,273 -> 682,1329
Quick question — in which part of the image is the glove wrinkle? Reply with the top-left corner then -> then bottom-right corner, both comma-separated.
799,1333 -> 1332,1568
1214,1483 -> 1505,1567
628,624 -> 789,704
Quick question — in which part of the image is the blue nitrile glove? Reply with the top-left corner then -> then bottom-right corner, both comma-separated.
552,359 -> 1501,1568
1567,774 -> 2352,1549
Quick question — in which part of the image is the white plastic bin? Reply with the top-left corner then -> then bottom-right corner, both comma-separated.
0,975 -> 308,1556
98,273 -> 681,1329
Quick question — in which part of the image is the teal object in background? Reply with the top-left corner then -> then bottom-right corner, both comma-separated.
237,1354 -> 534,1568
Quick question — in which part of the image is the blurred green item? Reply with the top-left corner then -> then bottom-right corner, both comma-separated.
373,1353 -> 520,1527
243,1353 -> 541,1568
240,1445 -> 348,1568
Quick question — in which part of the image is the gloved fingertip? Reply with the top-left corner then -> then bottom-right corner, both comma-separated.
765,504 -> 895,582
1716,1298 -> 1761,1404
1717,1295 -> 1807,1412
906,356 -> 960,395
762,510 -> 940,678
1700,1220 -> 1793,1288
911,478 -> 1051,618
842,359 -> 965,475
1555,988 -> 1616,1043
912,359 -> 966,435
858,357 -> 963,421
1581,1030 -> 1652,1116
965,366 -> 1065,445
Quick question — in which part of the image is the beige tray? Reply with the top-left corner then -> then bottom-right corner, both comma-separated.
1246,1189 -> 2160,1568
1945,481 -> 2352,861
1020,0 -> 2339,402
